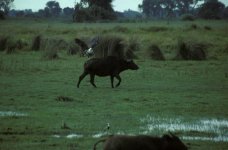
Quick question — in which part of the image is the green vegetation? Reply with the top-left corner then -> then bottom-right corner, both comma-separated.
0,19 -> 228,150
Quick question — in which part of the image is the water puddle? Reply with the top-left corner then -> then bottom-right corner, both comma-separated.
92,132 -> 107,138
0,111 -> 28,117
182,136 -> 228,142
140,115 -> 228,142
52,133 -> 83,139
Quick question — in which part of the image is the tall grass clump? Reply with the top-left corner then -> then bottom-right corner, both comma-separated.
0,36 -> 27,54
41,38 -> 62,60
125,37 -> 140,59
31,35 -> 42,51
147,44 -> 165,60
93,35 -> 125,58
174,39 -> 207,60
67,41 -> 81,55
0,36 -> 8,51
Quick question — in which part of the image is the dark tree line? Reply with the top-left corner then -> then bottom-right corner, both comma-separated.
139,0 -> 228,19
1,0 -> 228,21
73,0 -> 116,22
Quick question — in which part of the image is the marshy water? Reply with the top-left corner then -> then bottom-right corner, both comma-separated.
140,115 -> 228,142
1,111 -> 227,142
51,116 -> 228,142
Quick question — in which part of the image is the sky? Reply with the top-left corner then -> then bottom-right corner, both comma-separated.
13,0 -> 228,12
13,0 -> 142,12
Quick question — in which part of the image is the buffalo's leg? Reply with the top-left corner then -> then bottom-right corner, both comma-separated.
90,74 -> 97,88
115,75 -> 121,87
77,71 -> 88,88
110,76 -> 114,88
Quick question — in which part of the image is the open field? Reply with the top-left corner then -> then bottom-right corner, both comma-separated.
0,18 -> 228,150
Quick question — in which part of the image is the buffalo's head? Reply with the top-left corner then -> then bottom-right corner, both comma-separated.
126,59 -> 139,70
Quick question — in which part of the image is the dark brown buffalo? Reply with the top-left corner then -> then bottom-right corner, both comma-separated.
77,56 -> 139,88
93,133 -> 188,150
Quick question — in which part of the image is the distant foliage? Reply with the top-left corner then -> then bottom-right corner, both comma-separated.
63,7 -> 74,16
198,0 -> 225,19
180,14 -> 195,21
0,10 -> 5,19
73,0 -> 116,22
139,0 -> 203,18
45,1 -> 62,17
0,0 -> 14,15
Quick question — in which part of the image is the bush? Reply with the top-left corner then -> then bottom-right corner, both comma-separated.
125,38 -> 140,59
73,5 -> 116,22
0,36 -> 8,51
147,44 -> 165,60
5,37 -> 18,54
67,42 -> 81,55
93,35 -> 125,58
16,39 -> 28,50
40,38 -> 68,60
0,10 -> 5,20
180,14 -> 195,21
190,24 -> 198,29
198,0 -> 225,19
175,40 -> 207,60
31,35 -> 42,51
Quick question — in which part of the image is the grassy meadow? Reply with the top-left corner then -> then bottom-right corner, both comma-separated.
0,18 -> 228,150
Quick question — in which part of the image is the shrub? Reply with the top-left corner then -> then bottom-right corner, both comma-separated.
125,38 -> 140,59
31,35 -> 42,51
41,38 -> 66,60
175,40 -> 207,60
0,10 -> 5,20
73,5 -> 116,22
67,42 -> 81,55
198,0 -> 225,19
5,37 -> 18,54
0,36 -> 9,51
93,35 -> 125,58
16,39 -> 28,50
190,24 -> 198,29
147,44 -> 165,60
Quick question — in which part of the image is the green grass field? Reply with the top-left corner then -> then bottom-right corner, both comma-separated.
0,18 -> 228,150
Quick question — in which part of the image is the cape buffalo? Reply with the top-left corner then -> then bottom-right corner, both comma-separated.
93,133 -> 188,150
77,56 -> 139,88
